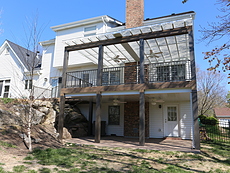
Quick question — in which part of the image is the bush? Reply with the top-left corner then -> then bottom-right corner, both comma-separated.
199,115 -> 218,125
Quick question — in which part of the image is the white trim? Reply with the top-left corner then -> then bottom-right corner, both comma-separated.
145,89 -> 191,94
164,104 -> 180,137
65,93 -> 96,97
144,13 -> 195,26
51,15 -> 122,32
39,39 -> 55,46
0,41 -> 27,71
102,91 -> 139,96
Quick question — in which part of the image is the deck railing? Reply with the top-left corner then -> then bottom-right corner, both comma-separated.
66,61 -> 191,88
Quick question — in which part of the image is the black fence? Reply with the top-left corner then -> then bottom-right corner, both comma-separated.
200,120 -> 230,143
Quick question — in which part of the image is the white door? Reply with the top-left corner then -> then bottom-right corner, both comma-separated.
164,106 -> 179,137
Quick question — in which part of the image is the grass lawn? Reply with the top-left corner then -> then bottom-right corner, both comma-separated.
1,141 -> 230,173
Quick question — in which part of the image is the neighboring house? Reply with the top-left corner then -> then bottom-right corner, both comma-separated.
39,0 -> 199,149
0,40 -> 50,99
214,107 -> 230,120
214,107 -> 230,128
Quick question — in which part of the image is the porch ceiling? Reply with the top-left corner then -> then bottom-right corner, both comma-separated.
67,92 -> 190,104
64,18 -> 193,68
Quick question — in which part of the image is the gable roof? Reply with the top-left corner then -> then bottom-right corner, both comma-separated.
5,40 -> 41,71
214,108 -> 230,118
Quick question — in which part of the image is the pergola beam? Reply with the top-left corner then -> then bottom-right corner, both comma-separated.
65,26 -> 192,52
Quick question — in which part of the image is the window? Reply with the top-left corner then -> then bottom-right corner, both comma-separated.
82,73 -> 89,87
102,71 -> 120,85
51,78 -> 58,98
25,80 -> 32,89
157,66 -> 170,82
171,64 -> 185,81
167,107 -> 177,121
84,25 -> 97,37
108,106 -> 120,125
0,79 -> 11,98
0,81 -> 3,96
3,86 -> 10,98
157,64 -> 185,82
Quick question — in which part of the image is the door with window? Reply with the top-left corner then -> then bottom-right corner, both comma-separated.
164,105 -> 179,137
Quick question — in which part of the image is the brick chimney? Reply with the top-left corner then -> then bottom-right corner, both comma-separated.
126,0 -> 144,29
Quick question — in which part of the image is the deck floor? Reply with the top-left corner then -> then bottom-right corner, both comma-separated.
65,136 -> 199,153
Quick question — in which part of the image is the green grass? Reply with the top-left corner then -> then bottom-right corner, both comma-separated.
160,165 -> 193,173
13,165 -> 27,173
0,98 -> 15,104
0,140 -> 16,148
1,142 -> 230,172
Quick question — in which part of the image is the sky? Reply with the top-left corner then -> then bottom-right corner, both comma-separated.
0,0 -> 229,88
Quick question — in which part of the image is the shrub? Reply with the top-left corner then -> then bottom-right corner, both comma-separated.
206,116 -> 218,125
199,115 -> 218,125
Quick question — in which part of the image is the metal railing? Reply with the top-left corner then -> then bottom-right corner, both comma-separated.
66,61 -> 191,88
200,120 -> 230,143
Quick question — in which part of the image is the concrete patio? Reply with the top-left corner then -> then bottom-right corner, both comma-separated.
65,136 -> 199,153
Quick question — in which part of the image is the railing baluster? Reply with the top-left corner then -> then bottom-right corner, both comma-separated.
65,60 -> 192,88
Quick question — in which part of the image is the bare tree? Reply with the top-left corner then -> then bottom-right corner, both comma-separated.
199,0 -> 230,79
14,14 -> 48,151
197,68 -> 227,116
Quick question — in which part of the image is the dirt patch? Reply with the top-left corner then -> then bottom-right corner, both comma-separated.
0,125 -> 62,172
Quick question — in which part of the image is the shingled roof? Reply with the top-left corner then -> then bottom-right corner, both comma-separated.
214,107 -> 230,118
6,40 -> 41,71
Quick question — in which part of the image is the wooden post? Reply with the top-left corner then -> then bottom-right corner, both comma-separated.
61,50 -> 69,88
189,29 -> 200,150
97,45 -> 103,86
88,100 -> 93,136
58,95 -> 65,141
58,49 -> 69,141
139,90 -> 145,146
95,92 -> 101,143
139,39 -> 145,84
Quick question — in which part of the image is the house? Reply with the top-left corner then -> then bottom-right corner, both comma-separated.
39,0 -> 200,149
214,107 -> 230,127
0,40 -> 50,99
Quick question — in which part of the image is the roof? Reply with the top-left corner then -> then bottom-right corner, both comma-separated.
214,108 -> 230,118
51,15 -> 123,32
5,40 -> 41,71
39,38 -> 55,46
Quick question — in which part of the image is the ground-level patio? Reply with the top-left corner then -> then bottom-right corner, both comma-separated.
65,136 -> 199,153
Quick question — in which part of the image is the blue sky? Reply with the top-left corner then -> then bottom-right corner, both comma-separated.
0,0 -> 228,87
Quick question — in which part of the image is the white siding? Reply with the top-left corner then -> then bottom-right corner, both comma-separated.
36,43 -> 61,98
179,101 -> 193,139
0,46 -> 28,98
53,22 -> 105,68
149,101 -> 192,139
149,103 -> 164,138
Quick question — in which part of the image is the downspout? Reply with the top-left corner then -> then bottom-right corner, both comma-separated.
102,16 -> 108,33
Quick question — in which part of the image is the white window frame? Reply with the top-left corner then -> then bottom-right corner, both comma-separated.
0,79 -> 11,98
51,78 -> 59,98
84,25 -> 97,37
